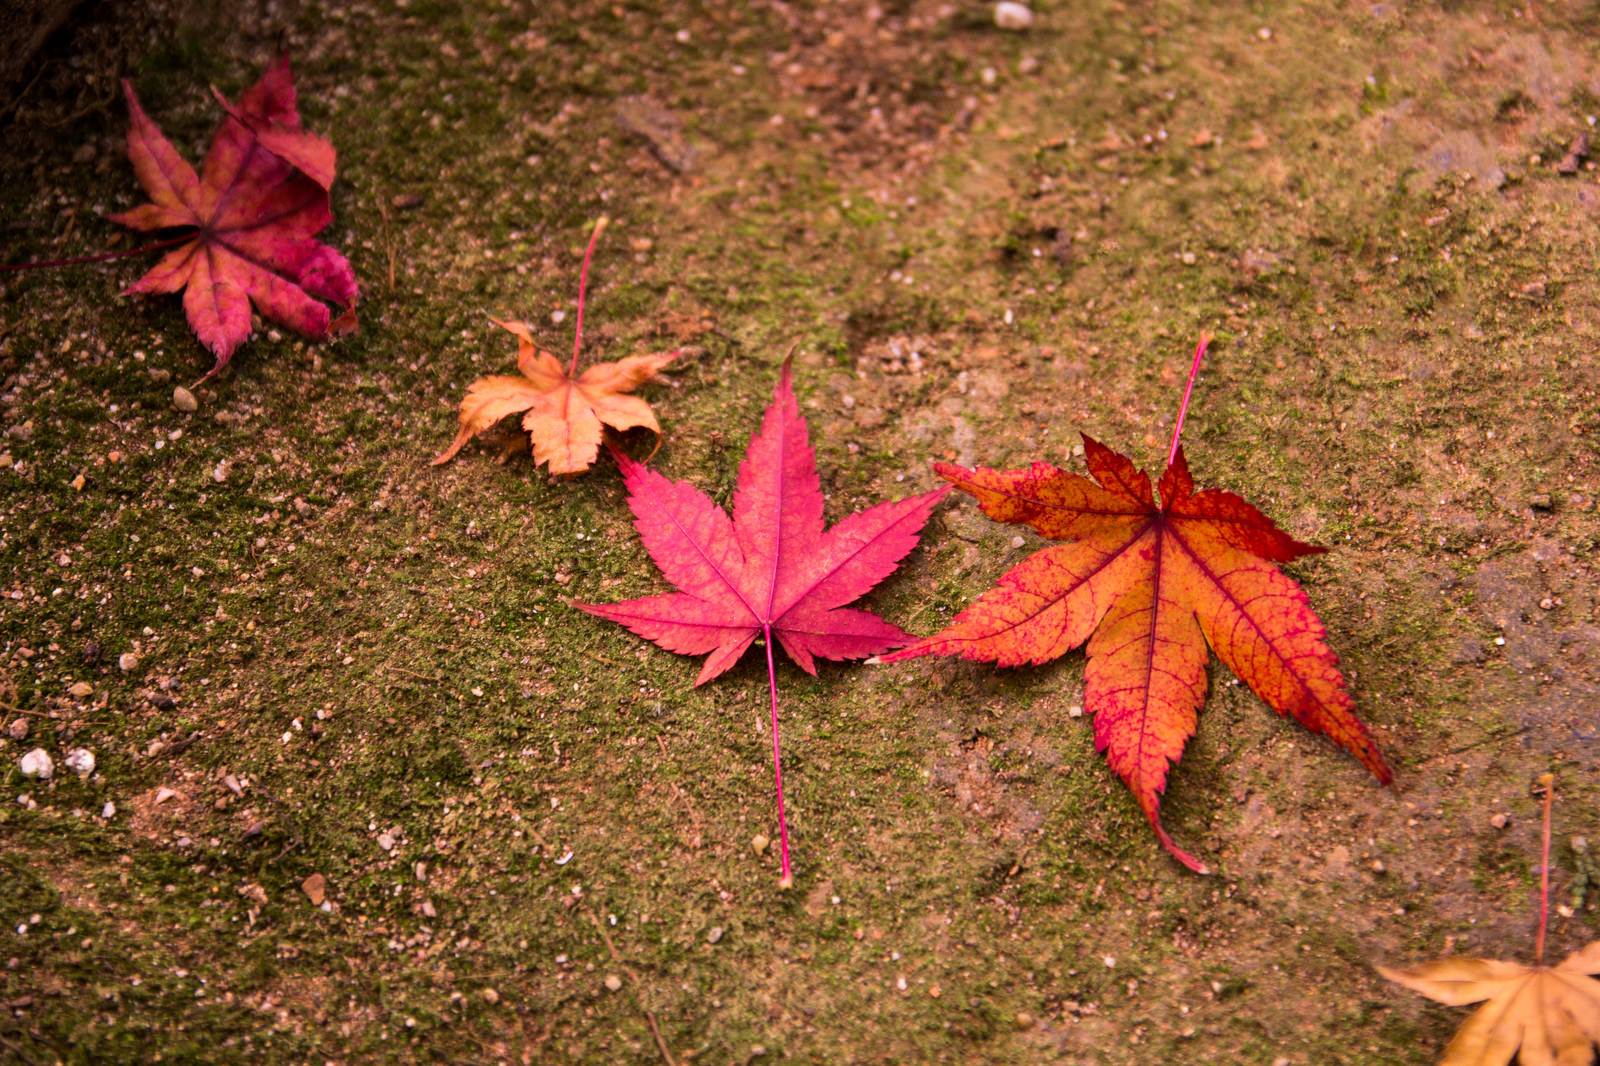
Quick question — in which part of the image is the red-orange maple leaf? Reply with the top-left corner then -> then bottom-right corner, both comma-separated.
110,56 -> 358,380
576,360 -> 948,884
886,339 -> 1391,872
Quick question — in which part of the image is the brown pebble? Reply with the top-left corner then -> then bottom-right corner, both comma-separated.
301,872 -> 327,906
173,386 -> 198,413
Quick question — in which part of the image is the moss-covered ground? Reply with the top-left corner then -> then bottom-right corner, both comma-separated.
2,0 -> 1598,1061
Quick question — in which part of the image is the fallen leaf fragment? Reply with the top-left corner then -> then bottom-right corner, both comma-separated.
575,359 -> 948,882
111,56 -> 359,379
1380,947 -> 1600,1066
886,338 -> 1390,872
434,217 -> 676,474
1381,777 -> 1600,1066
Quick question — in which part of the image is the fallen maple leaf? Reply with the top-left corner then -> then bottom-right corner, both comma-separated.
575,359 -> 948,884
885,338 -> 1391,872
433,217 -> 677,474
1380,775 -> 1600,1066
111,56 -> 359,380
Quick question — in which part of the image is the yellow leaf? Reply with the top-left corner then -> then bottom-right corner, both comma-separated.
1379,941 -> 1600,1066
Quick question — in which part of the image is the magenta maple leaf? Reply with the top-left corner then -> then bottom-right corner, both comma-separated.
576,359 -> 949,884
110,56 -> 358,380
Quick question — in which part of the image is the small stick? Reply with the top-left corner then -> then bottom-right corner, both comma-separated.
524,821 -> 679,1066
1166,334 -> 1211,467
0,234 -> 191,273
584,907 -> 678,1066
569,216 -> 611,376
1535,771 -> 1554,963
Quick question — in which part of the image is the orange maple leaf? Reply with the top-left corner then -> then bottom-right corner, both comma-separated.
886,339 -> 1391,871
433,218 -> 676,474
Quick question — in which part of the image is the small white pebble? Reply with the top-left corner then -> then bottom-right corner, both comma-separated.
64,748 -> 95,778
19,749 -> 53,779
994,1 -> 1035,30
101,801 -> 116,819
119,652 -> 139,672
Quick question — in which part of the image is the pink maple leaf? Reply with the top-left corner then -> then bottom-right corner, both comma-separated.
576,359 -> 949,884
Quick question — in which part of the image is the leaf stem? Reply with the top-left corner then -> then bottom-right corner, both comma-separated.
0,234 -> 192,273
570,215 -> 610,376
1535,771 -> 1554,963
761,624 -> 794,888
1166,334 -> 1211,467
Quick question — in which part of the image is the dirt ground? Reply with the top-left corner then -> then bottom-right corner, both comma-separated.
1,1 -> 1598,1062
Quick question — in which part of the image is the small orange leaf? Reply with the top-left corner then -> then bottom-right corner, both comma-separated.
433,217 -> 676,475
432,318 -> 675,474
